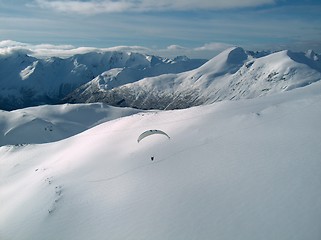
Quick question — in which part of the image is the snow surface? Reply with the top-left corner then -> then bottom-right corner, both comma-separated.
0,103 -> 141,147
1,80 -> 321,240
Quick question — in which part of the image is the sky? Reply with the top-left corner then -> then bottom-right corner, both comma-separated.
0,0 -> 320,59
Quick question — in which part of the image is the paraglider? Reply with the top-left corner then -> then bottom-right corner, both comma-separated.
137,130 -> 170,161
137,129 -> 170,143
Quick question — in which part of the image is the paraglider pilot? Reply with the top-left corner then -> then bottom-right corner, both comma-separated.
137,129 -> 170,162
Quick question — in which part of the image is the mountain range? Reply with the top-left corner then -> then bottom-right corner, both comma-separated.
1,47 -> 320,111
0,51 -> 205,110
66,47 -> 321,109
1,46 -> 321,240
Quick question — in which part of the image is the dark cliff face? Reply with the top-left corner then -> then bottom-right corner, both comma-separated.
64,84 -> 205,110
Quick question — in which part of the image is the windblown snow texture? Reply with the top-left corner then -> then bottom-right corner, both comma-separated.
1,79 -> 321,240
0,47 -> 321,240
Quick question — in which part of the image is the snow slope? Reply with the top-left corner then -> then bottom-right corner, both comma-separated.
0,103 -> 141,147
67,47 -> 321,109
0,50 -> 205,110
1,81 -> 321,240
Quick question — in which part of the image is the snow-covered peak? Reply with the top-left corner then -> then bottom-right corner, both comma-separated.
246,50 -> 271,58
305,49 -> 319,61
0,50 -> 206,110
69,47 -> 321,110
196,47 -> 249,74
173,55 -> 190,62
225,47 -> 249,64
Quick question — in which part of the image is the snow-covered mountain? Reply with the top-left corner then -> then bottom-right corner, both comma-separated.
0,50 -> 206,110
66,47 -> 321,109
1,79 -> 321,240
2,47 -> 320,111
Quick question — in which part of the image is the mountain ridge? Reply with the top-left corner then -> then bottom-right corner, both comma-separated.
1,47 -> 320,111
65,47 -> 321,109
0,50 -> 206,110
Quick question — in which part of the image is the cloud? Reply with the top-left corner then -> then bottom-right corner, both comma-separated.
0,40 -> 32,56
2,40 -> 319,60
33,0 -> 276,14
0,40 -> 27,48
195,42 -> 235,51
166,45 -> 187,51
33,0 -> 133,14
103,45 -> 151,53
102,43 -> 233,59
0,40 -> 232,59
157,43 -> 234,59
0,40 -> 78,57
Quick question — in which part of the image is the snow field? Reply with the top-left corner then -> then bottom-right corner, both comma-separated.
1,81 -> 321,240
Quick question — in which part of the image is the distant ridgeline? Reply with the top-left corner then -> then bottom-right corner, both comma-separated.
0,50 -> 206,110
1,48 -> 320,111
64,47 -> 321,110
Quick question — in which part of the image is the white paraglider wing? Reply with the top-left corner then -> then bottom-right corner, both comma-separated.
137,130 -> 170,143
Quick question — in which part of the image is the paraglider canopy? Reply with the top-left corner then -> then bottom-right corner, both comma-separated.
137,129 -> 170,143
